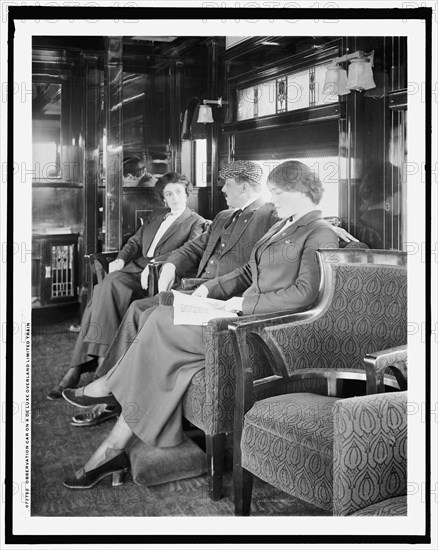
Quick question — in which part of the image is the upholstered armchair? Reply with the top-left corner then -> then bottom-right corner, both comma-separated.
229,250 -> 407,515
333,391 -> 407,516
159,249 -> 406,500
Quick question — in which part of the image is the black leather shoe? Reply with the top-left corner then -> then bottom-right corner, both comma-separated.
62,387 -> 119,409
47,384 -> 65,400
71,404 -> 121,427
63,451 -> 130,489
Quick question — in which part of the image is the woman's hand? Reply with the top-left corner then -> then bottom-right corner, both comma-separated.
333,226 -> 359,243
192,284 -> 209,298
223,297 -> 244,313
108,259 -> 125,273
157,263 -> 176,293
140,266 -> 149,290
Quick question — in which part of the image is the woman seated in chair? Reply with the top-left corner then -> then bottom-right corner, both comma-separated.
61,160 -> 339,489
47,173 -> 206,399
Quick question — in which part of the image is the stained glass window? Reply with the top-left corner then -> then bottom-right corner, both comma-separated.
236,63 -> 339,121
287,70 -> 310,111
257,80 -> 276,117
276,77 -> 287,113
237,87 -> 255,120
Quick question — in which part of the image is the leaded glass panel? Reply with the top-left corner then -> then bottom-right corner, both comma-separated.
237,86 -> 255,121
276,77 -> 287,113
287,70 -> 310,111
257,80 -> 276,117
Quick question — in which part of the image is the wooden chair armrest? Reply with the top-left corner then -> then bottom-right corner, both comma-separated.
364,345 -> 407,394
86,252 -> 119,278
85,251 -> 119,298
147,261 -> 165,297
229,309 -> 324,424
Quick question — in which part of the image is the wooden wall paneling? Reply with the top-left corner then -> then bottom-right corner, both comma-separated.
206,38 -> 225,218
77,52 -> 101,309
172,61 -> 183,172
341,36 -> 407,250
104,37 -> 123,252
82,53 -> 100,256
32,187 -> 83,234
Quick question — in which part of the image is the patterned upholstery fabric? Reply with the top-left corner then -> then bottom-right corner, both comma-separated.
332,392 -> 407,516
350,496 -> 407,516
241,392 -> 407,514
164,261 -> 406,437
265,264 -> 407,376
241,393 -> 340,511
159,292 -> 327,435
160,255 -> 407,506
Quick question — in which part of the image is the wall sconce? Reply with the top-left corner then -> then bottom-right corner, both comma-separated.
324,50 -> 376,96
322,65 -> 351,96
197,97 -> 228,124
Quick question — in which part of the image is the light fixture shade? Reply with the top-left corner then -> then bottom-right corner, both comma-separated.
197,105 -> 214,124
323,65 -> 351,96
364,67 -> 390,98
346,58 -> 376,91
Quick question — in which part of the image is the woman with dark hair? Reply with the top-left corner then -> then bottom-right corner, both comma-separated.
47,173 -> 205,399
61,160 -> 338,488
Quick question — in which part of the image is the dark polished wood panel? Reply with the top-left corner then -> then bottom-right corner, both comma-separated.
104,37 -> 123,251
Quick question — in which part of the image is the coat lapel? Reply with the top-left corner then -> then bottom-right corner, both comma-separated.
196,210 -> 234,275
253,219 -> 288,258
141,213 -> 168,252
153,207 -> 192,248
255,210 -> 324,257
222,197 -> 266,253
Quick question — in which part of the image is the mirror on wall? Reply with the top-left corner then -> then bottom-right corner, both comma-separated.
32,82 -> 62,180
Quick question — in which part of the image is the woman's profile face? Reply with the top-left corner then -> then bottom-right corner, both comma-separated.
163,183 -> 188,211
268,183 -> 308,219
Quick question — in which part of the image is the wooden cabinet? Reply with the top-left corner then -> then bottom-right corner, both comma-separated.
32,234 -> 79,307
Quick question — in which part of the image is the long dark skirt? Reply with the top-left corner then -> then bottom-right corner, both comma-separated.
106,306 -> 205,447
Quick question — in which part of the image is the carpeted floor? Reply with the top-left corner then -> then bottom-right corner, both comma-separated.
31,311 -> 330,517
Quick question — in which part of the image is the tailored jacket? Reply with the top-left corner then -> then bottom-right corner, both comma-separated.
116,207 -> 206,270
204,210 -> 338,315
165,198 -> 279,279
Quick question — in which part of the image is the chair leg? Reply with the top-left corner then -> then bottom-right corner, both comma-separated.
205,433 -> 226,501
233,422 -> 253,515
234,464 -> 253,516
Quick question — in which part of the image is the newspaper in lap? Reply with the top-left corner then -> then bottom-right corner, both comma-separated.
172,289 -> 238,326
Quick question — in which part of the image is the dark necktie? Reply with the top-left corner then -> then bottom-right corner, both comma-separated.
224,208 -> 242,230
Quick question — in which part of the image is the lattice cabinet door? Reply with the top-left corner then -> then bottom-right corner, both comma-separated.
38,234 -> 79,306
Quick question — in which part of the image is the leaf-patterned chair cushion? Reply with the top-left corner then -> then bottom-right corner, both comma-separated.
242,393 -> 341,511
350,495 -> 407,516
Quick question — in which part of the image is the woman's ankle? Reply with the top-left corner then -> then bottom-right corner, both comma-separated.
59,366 -> 81,388
83,377 -> 111,397
83,446 -> 124,472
